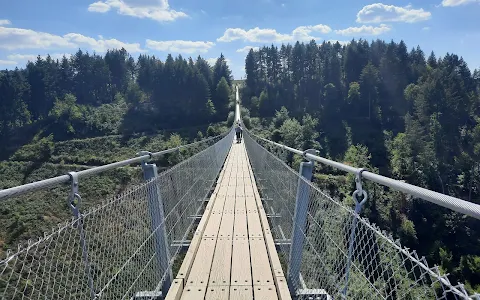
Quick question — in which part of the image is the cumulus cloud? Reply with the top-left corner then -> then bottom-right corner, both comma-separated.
441,0 -> 479,6
0,25 -> 144,53
218,27 -> 291,43
357,3 -> 431,23
0,59 -> 17,65
0,20 -> 11,26
217,24 -> 332,43
236,46 -> 260,53
88,1 -> 111,12
206,57 -> 231,66
335,24 -> 391,36
87,0 -> 187,22
146,39 -> 214,54
292,25 -> 332,41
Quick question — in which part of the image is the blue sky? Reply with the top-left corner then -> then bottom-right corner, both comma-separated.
1,0 -> 479,79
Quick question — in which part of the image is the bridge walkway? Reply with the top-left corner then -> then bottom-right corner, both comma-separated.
165,140 -> 291,300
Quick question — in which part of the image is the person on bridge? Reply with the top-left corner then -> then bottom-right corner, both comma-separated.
235,123 -> 243,143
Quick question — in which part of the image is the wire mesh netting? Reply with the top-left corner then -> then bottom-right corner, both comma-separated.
0,129 -> 234,300
244,131 -> 474,300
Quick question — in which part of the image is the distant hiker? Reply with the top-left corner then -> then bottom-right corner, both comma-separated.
235,123 -> 243,143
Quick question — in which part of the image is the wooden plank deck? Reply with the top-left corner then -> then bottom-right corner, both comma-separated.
166,140 -> 292,300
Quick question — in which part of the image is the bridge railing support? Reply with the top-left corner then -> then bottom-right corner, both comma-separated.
67,171 -> 96,300
140,153 -> 173,294
287,150 -> 317,294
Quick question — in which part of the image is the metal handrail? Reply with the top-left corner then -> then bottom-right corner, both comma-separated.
0,131 -> 230,200
249,131 -> 480,220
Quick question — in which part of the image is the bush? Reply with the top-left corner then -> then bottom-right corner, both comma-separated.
85,94 -> 128,135
242,116 -> 251,129
206,126 -> 216,137
227,111 -> 235,127
11,135 -> 54,162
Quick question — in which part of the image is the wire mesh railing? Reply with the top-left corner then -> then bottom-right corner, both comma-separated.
244,131 -> 475,300
0,129 -> 234,300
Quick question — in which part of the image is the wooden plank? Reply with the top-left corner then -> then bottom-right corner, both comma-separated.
180,286 -> 206,300
208,238 -> 233,286
222,197 -> 236,213
275,276 -> 292,300
234,191 -> 246,212
247,212 -> 263,238
250,238 -> 275,286
235,178 -> 245,190
227,186 -> 236,197
176,250 -> 195,282
230,238 -> 252,286
185,238 -> 217,286
236,181 -> 245,195
233,213 -> 248,238
212,194 -> 226,212
253,285 -> 278,299
244,183 -> 254,194
229,286 -> 253,300
264,231 -> 284,278
218,213 -> 234,238
177,186 -> 223,281
204,287 -> 229,300
245,196 -> 257,211
165,279 -> 184,300
216,185 -> 229,197
203,212 -> 223,238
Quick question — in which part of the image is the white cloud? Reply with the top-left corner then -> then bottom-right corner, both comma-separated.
218,27 -> 291,43
422,26 -> 430,31
441,0 -> 479,6
0,59 -> 17,65
236,46 -> 260,53
218,24 -> 332,43
146,39 -> 214,53
0,19 -> 11,26
292,25 -> 332,41
65,33 -> 144,52
0,26 -> 76,50
0,25 -> 145,53
335,24 -> 391,36
88,1 -> 111,12
88,0 -> 187,22
206,57 -> 231,66
357,3 -> 431,23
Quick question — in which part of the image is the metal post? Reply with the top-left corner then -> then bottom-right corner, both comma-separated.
342,168 -> 368,297
139,152 -> 173,294
287,150 -> 317,293
67,172 -> 96,300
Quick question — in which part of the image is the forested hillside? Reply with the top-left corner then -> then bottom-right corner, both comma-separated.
0,49 -> 233,257
241,39 -> 480,292
0,49 -> 232,154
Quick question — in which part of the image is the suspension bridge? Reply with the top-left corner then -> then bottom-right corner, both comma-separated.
1,87 -> 480,300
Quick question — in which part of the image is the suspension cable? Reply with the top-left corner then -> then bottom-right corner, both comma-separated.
248,130 -> 480,220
